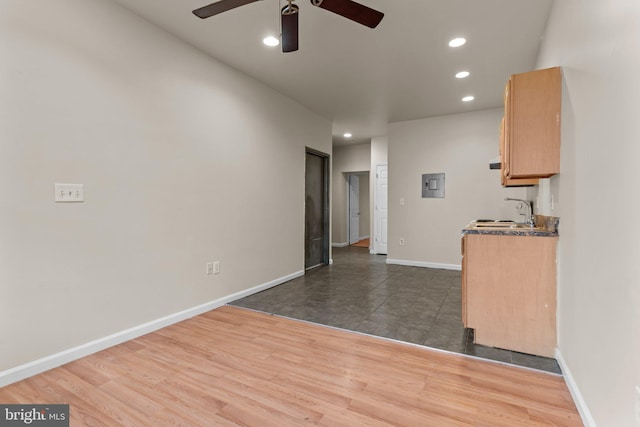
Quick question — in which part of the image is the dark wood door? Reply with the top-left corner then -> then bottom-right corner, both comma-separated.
305,150 -> 329,269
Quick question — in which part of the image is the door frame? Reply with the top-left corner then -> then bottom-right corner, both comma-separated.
305,147 -> 330,268
348,174 -> 360,245
346,171 -> 370,247
373,163 -> 388,255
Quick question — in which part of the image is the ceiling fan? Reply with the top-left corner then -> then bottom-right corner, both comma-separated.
193,0 -> 384,53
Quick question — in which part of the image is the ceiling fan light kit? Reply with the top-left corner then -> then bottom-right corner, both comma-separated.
193,0 -> 384,53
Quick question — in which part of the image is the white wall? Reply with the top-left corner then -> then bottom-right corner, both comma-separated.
533,0 -> 640,425
388,109 -> 527,268
371,136 -> 388,169
331,142 -> 371,245
0,0 -> 331,372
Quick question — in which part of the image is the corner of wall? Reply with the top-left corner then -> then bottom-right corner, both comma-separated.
555,348 -> 597,427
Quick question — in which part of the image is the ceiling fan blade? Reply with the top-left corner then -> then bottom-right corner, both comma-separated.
281,4 -> 299,53
310,0 -> 383,28
193,0 -> 261,19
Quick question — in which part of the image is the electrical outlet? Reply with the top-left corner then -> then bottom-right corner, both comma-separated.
213,261 -> 220,275
635,385 -> 640,425
399,238 -> 405,246
206,262 -> 213,275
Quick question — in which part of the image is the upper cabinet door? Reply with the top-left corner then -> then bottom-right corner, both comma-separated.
501,98 -> 538,187
502,66 -> 561,184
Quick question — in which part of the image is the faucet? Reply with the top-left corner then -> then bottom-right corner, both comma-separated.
504,198 -> 535,227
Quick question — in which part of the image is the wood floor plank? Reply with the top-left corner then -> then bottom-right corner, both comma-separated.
0,306 -> 582,426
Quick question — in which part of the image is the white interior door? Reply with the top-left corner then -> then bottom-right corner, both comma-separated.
349,174 -> 360,245
374,165 -> 388,254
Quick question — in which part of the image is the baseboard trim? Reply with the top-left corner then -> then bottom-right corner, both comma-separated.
0,270 -> 303,388
386,258 -> 462,271
555,348 -> 596,427
332,242 -> 349,248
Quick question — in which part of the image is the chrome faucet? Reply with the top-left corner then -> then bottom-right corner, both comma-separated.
504,198 -> 535,227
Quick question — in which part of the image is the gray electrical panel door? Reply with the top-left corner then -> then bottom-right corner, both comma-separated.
422,173 -> 445,198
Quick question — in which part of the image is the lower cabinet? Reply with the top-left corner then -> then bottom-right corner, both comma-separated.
461,233 -> 557,358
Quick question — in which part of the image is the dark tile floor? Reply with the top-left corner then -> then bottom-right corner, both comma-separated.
230,246 -> 561,374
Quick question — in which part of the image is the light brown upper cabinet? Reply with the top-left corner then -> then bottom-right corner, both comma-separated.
501,67 -> 561,186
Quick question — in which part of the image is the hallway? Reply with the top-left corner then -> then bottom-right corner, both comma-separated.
231,246 -> 561,374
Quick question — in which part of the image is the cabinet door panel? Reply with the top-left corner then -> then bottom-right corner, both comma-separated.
464,234 -> 557,357
507,67 -> 561,178
461,236 -> 468,326
501,82 -> 539,187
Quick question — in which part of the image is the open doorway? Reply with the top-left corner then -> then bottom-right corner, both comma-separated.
346,172 -> 370,249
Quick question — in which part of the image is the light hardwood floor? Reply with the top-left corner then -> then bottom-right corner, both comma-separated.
0,306 -> 582,426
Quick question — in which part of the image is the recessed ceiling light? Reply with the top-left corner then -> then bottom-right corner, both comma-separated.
449,37 -> 467,48
344,133 -> 352,138
263,36 -> 280,47
462,95 -> 475,102
456,71 -> 470,79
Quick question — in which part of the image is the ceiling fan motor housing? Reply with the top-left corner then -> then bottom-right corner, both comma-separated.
281,3 -> 300,52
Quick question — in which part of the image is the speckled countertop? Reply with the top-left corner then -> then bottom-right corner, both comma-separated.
462,215 -> 559,237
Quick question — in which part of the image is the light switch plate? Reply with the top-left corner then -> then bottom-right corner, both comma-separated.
55,183 -> 84,202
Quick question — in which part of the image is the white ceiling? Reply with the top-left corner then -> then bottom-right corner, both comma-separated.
111,0 -> 553,145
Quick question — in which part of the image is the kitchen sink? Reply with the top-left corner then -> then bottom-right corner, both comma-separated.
472,222 -> 536,229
